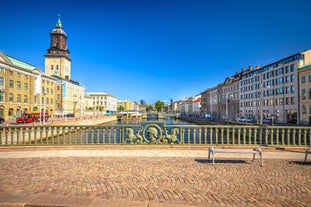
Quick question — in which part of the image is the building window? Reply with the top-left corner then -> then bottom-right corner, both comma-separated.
302,89 -> 306,100
302,76 -> 306,83
9,93 -> 13,102
25,74 -> 28,80
8,108 -> 14,116
291,86 -> 295,93
9,71 -> 13,76
291,97 -> 295,105
0,77 -> 4,86
51,65 -> 54,70
302,105 -> 306,114
17,94 -> 21,102
24,83 -> 28,90
17,81 -> 21,90
290,64 -> 295,72
24,95 -> 28,103
17,73 -> 21,78
285,66 -> 289,73
309,88 -> 311,99
309,75 -> 311,82
9,80 -> 13,88
286,87 -> 290,94
285,76 -> 290,83
291,74 -> 294,82
0,90 -> 3,101
285,97 -> 290,105
51,89 -> 54,94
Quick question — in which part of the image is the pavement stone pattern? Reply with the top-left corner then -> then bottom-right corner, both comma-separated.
0,147 -> 310,207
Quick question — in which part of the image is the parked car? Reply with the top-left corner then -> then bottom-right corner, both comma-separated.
246,117 -> 255,123
235,116 -> 247,122
0,117 -> 4,124
263,118 -> 272,124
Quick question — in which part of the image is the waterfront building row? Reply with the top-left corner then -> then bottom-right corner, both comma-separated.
197,49 -> 311,125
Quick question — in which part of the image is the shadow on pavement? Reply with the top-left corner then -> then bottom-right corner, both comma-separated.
289,161 -> 311,165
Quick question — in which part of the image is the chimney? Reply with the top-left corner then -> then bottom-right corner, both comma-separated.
248,65 -> 253,71
256,65 -> 261,69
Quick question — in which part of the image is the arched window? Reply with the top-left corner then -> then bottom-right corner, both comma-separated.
8,108 -> 14,116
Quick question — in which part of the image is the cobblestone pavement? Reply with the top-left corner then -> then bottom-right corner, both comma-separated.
0,147 -> 310,207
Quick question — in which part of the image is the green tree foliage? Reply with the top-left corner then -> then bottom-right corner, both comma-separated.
146,105 -> 154,112
118,105 -> 125,111
155,100 -> 165,112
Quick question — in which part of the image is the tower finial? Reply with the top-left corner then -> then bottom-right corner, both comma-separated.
56,14 -> 62,28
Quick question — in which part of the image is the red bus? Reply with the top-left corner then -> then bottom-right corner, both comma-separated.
16,112 -> 49,123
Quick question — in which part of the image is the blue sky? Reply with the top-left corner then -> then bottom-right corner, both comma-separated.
1,0 -> 311,104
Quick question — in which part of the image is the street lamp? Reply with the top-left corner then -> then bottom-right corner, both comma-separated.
260,83 -> 263,125
79,95 -> 82,120
43,91 -> 46,125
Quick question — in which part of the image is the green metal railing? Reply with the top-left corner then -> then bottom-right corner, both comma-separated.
0,121 -> 310,146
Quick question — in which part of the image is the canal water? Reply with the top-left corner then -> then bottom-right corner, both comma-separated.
102,116 -> 197,126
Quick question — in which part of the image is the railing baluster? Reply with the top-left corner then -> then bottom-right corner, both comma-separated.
303,128 -> 307,146
293,129 -> 296,146
232,127 -> 235,145
22,128 -> 26,145
298,129 -> 301,146
270,129 -> 274,146
220,127 -> 224,144
287,128 -> 290,145
276,128 -> 279,145
248,128 -> 251,145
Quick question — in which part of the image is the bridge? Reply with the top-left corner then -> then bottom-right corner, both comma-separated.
1,121 -> 310,147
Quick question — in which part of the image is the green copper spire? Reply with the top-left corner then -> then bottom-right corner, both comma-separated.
56,14 -> 62,28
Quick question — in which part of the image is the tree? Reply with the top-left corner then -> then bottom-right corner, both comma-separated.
118,105 -> 125,111
146,105 -> 154,112
155,100 -> 165,112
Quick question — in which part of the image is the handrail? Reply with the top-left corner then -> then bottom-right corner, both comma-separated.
0,122 -> 310,146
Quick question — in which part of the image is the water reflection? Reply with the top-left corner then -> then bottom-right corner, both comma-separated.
102,116 -> 196,126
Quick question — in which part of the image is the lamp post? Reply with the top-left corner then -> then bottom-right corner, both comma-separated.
260,83 -> 263,125
79,95 -> 82,120
43,91 -> 46,124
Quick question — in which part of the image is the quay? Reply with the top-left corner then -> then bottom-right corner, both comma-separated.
0,145 -> 310,207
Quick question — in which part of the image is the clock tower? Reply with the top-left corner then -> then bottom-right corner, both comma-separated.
45,15 -> 71,80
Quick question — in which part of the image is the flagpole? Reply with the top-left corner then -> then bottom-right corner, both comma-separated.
39,93 -> 42,125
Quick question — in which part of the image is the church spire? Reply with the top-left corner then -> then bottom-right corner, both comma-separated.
56,14 -> 62,28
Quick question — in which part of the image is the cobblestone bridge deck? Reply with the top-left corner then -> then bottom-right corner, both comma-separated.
0,146 -> 310,207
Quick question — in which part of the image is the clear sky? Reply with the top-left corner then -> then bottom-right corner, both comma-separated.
1,0 -> 311,104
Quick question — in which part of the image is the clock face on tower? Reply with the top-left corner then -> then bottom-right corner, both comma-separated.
54,37 -> 58,46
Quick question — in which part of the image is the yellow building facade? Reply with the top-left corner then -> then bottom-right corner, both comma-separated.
0,51 -> 57,120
